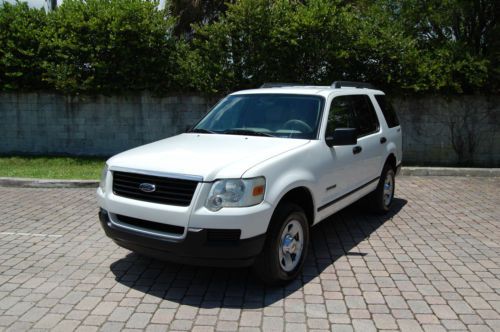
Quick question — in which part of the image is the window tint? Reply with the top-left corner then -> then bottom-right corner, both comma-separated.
194,94 -> 324,139
326,95 -> 379,137
375,95 -> 399,128
326,96 -> 356,135
351,95 -> 379,136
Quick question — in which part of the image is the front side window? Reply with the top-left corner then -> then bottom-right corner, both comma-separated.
326,95 -> 379,137
325,96 -> 356,136
193,94 -> 324,139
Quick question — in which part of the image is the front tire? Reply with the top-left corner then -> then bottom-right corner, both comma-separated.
253,203 -> 309,285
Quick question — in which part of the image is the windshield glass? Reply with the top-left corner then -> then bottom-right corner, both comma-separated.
193,94 -> 324,139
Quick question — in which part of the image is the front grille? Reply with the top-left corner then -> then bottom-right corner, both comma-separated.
112,171 -> 198,206
115,214 -> 184,235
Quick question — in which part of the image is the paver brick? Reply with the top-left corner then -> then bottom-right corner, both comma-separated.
285,322 -> 307,332
0,176 -> 499,331
240,311 -> 262,326
325,300 -> 347,314
216,320 -> 239,331
397,319 -> 424,332
91,301 -> 118,316
109,307 -> 134,322
330,324 -> 354,332
125,312 -> 152,329
432,304 -> 459,319
19,306 -> 50,322
372,313 -> 398,329
352,319 -> 376,332
52,319 -> 80,332
151,309 -> 175,324
408,300 -> 433,314
32,313 -> 64,329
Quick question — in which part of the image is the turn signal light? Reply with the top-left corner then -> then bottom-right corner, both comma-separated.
252,185 -> 265,196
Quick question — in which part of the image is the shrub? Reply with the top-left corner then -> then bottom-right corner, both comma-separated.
41,0 -> 181,94
0,0 -> 497,95
190,0 -> 493,94
0,2 -> 47,90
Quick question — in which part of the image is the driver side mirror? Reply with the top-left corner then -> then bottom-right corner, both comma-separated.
325,128 -> 357,147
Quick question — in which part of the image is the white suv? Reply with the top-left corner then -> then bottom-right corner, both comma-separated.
97,81 -> 402,284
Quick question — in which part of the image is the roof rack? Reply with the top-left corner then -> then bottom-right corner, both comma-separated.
260,83 -> 310,88
260,81 -> 376,89
331,81 -> 375,89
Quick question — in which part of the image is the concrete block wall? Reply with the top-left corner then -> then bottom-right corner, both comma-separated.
394,95 -> 500,166
1,92 -> 499,166
0,93 -> 211,156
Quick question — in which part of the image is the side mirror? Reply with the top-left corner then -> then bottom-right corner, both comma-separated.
185,125 -> 192,133
325,128 -> 357,147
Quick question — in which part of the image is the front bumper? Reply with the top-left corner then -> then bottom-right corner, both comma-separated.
99,209 -> 266,267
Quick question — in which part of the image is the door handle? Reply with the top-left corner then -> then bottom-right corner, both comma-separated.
380,137 -> 387,144
352,146 -> 362,154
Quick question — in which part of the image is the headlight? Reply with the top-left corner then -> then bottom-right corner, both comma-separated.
205,177 -> 266,211
99,164 -> 108,192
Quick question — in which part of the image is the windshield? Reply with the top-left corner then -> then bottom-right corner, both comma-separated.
192,94 -> 324,139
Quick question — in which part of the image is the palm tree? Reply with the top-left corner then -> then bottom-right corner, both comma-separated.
169,0 -> 233,36
46,0 -> 57,11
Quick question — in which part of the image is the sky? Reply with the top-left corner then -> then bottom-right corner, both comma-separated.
3,0 -> 47,9
2,0 -> 167,9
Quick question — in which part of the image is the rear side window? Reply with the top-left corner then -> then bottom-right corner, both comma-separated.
351,95 -> 379,136
326,95 -> 379,137
375,95 -> 399,128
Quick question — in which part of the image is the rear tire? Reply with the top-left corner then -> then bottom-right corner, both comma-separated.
253,202 -> 309,285
367,164 -> 395,214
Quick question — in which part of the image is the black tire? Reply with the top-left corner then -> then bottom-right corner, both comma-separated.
253,202 -> 309,285
367,164 -> 396,214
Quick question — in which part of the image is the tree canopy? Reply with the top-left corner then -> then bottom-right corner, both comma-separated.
0,0 -> 498,95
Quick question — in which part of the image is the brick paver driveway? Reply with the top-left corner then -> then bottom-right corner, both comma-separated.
1,176 -> 499,332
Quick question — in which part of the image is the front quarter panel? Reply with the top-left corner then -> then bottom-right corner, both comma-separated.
242,140 -> 327,225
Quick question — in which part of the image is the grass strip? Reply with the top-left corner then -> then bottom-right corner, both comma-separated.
0,156 -> 106,180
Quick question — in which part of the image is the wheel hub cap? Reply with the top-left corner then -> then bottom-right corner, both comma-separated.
383,173 -> 394,206
278,219 -> 304,272
282,235 -> 297,254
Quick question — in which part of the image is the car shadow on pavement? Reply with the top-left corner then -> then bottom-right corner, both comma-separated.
110,198 -> 407,309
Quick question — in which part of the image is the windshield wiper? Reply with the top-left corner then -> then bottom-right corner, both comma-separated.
188,128 -> 216,134
223,129 -> 275,137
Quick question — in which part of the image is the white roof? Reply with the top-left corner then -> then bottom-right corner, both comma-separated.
231,85 -> 384,98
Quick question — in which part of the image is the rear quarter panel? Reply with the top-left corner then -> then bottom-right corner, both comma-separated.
369,94 -> 403,171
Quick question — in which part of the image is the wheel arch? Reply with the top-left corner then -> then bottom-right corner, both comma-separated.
273,186 -> 315,228
385,153 -> 397,172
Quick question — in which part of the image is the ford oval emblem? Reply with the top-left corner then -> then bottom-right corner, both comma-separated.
139,183 -> 156,193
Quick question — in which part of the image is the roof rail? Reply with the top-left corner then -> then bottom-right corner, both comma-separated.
260,83 -> 309,88
331,81 -> 375,89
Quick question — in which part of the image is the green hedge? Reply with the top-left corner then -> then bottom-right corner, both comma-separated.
0,0 -> 497,95
0,2 -> 47,90
0,0 -> 190,94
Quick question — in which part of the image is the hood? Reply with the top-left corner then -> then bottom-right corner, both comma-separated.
108,133 -> 310,181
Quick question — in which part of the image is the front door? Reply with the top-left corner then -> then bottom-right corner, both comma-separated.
317,94 -> 382,220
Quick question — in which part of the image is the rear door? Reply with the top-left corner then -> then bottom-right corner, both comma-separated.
350,95 -> 384,185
